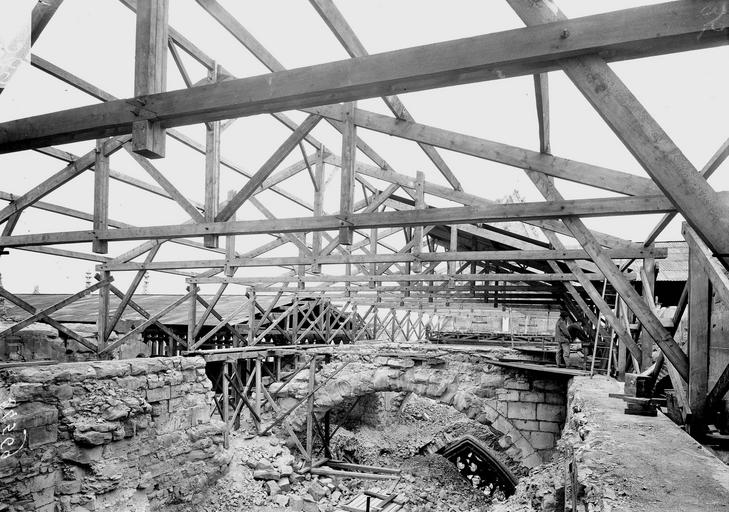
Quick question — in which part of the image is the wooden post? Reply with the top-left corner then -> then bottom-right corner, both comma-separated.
324,354 -> 332,458
255,356 -> 262,429
369,227 -> 378,289
306,356 -> 316,461
97,270 -> 110,355
689,250 -> 711,429
390,308 -> 397,341
224,189 -> 236,275
412,171 -> 425,273
222,362 -> 230,449
616,299 -> 628,380
132,0 -> 168,158
339,102 -> 356,245
640,257 -> 657,370
312,146 -> 325,274
187,284 -> 198,347
204,65 -> 221,248
93,139 -> 109,254
448,225 -> 458,276
248,287 -> 256,346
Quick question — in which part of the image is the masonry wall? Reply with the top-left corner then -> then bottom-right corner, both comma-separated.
0,356 -> 230,512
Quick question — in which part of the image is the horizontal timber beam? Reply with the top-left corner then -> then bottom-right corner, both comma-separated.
189,272 -> 634,285
99,247 -> 666,271
2,1 -> 727,152
0,195 -> 676,248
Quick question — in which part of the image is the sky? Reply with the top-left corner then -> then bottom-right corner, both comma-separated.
1,0 -> 728,295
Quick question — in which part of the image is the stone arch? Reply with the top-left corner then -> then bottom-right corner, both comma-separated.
274,361 -> 543,469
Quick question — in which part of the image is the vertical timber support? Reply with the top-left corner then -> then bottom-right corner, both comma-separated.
305,356 -> 316,462
92,139 -> 109,254
312,146 -> 325,274
187,284 -> 198,348
248,287 -> 256,345
339,102 -> 356,245
222,362 -> 230,449
640,256 -> 657,370
204,66 -> 221,248
689,250 -> 711,432
412,171 -> 425,273
132,0 -> 168,158
97,270 -> 110,356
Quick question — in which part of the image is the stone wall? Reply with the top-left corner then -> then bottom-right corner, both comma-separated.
0,356 -> 230,511
271,345 -> 568,467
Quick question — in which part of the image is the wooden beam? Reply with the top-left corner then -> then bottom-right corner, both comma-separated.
312,147 -> 326,273
508,0 -> 729,267
412,171 -> 425,273
30,0 -> 64,45
339,103 -> 356,245
533,72 -> 550,154
205,64 -> 222,247
190,272 -> 616,285
0,278 -> 113,339
132,0 -> 168,158
688,248 -> 711,424
92,139 -> 110,254
309,0 -> 463,191
316,107 -> 658,196
0,193 -> 675,248
0,286 -> 97,352
0,137 -> 128,225
525,170 -> 688,381
216,114 -> 322,222
4,0 -> 728,152
101,247 -> 666,272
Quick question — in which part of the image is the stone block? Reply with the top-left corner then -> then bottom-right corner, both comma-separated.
528,431 -> 555,450
290,495 -> 305,511
545,392 -> 566,405
539,421 -> 562,434
266,480 -> 281,496
28,425 -> 57,449
536,403 -> 565,423
274,495 -> 290,507
308,481 -> 327,500
91,361 -> 131,379
519,391 -> 545,403
504,379 -> 530,391
191,404 -> 209,426
13,403 -> 58,429
278,476 -> 291,492
507,401 -> 536,420
57,479 -> 82,495
146,386 -> 171,403
512,419 -> 540,431
532,379 -> 564,392
253,468 -> 280,481
116,376 -> 147,390
9,382 -> 45,402
498,390 -> 520,401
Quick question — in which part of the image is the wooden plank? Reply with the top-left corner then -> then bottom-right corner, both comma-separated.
216,114 -> 322,222
4,0 -> 729,152
412,171 -> 425,273
508,0 -> 729,267
132,0 -> 168,158
92,139 -> 110,254
311,467 -> 399,480
0,193 -> 677,248
640,260 -> 657,370
339,103 -> 356,245
306,357 -> 316,460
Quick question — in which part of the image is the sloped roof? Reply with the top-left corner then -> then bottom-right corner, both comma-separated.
4,294 -> 293,326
